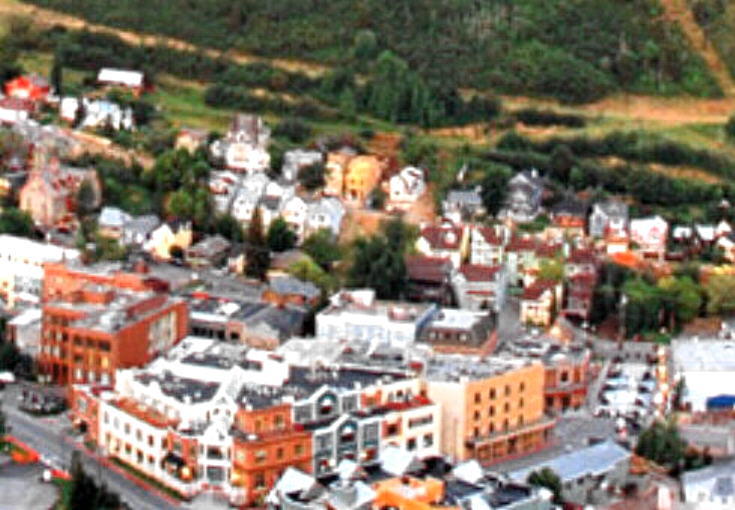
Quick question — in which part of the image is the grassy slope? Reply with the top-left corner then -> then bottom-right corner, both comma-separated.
18,0 -> 722,101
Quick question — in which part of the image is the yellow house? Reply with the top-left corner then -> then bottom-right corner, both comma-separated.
144,220 -> 193,260
324,151 -> 384,203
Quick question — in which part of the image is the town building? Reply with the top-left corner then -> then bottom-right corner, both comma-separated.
442,187 -> 484,224
499,170 -> 544,223
452,263 -> 508,313
0,234 -> 80,308
325,152 -> 384,205
682,458 -> 735,509
316,289 -> 438,347
19,149 -> 101,229
672,339 -> 735,412
589,200 -> 629,239
0,97 -> 34,125
549,197 -> 587,236
175,128 -> 208,154
418,308 -> 498,356
281,149 -> 323,183
423,355 -> 554,464
404,255 -> 453,304
520,280 -> 561,328
144,220 -> 193,261
6,307 -> 42,358
502,339 -> 592,413
39,265 -> 188,385
630,215 -> 669,259
415,222 -> 468,268
4,74 -> 50,101
96,68 -> 146,95
508,440 -> 631,507
469,225 -> 505,266
387,166 -> 426,211
211,114 -> 271,173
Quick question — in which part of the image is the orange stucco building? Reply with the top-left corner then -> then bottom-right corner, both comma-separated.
325,152 -> 385,203
424,358 -> 554,465
231,402 -> 312,506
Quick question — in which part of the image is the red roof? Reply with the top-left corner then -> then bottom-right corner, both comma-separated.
535,243 -> 562,258
405,255 -> 451,283
420,225 -> 463,250
506,237 -> 536,252
567,249 -> 597,265
459,263 -> 501,282
0,97 -> 34,111
522,280 -> 557,300
475,226 -> 502,245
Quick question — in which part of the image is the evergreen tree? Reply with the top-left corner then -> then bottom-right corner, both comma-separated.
50,51 -> 63,96
302,228 -> 342,270
76,179 -> 97,217
245,208 -> 270,280
267,217 -> 297,252
527,467 -> 563,504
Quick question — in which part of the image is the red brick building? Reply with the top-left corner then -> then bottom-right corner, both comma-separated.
39,266 -> 188,385
542,345 -> 591,413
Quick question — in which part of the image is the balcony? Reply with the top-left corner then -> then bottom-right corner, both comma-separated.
464,415 -> 556,448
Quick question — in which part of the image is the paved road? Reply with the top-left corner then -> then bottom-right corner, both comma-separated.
1,387 -> 180,510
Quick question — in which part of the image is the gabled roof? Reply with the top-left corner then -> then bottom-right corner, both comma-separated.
420,225 -> 463,251
473,226 -> 502,245
405,255 -> 451,283
458,264 -> 501,282
521,280 -> 557,300
506,237 -> 537,252
509,440 -> 630,484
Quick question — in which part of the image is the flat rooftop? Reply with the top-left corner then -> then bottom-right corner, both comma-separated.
673,339 -> 735,372
135,371 -> 220,404
425,354 -> 533,382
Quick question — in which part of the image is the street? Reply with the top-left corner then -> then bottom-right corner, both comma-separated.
1,385 -> 181,510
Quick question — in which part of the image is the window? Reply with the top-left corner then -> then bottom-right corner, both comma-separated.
519,382 -> 525,392
488,423 -> 494,434
274,414 -> 285,429
489,388 -> 496,399
488,406 -> 495,417
423,434 -> 433,447
135,429 -> 142,441
295,444 -> 304,456
255,450 -> 267,463
560,371 -> 569,383
254,472 -> 265,489
519,398 -> 524,409
504,402 -> 510,413
474,393 -> 481,404
473,427 -> 479,438
124,423 -> 130,435
148,435 -> 153,447
407,438 -> 417,451
473,411 -> 480,421
505,385 -> 511,396
276,447 -> 284,460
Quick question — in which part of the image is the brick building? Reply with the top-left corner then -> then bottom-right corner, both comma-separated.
39,265 -> 188,385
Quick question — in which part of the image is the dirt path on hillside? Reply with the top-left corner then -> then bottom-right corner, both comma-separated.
659,0 -> 735,98
0,1 -> 329,77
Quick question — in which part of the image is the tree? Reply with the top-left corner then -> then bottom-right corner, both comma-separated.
245,208 -> 270,280
527,467 -> 562,504
658,276 -> 702,327
634,420 -> 710,475
298,162 -> 326,191
538,259 -> 564,282
214,214 -> 245,243
50,51 -> 63,96
479,164 -> 513,216
705,274 -> 735,315
368,187 -> 387,210
302,228 -> 342,270
273,117 -> 312,143
267,217 -> 297,252
347,218 -> 412,299
76,179 -> 97,217
726,114 -> 735,141
352,29 -> 379,61
0,208 -> 35,238
288,258 -> 336,297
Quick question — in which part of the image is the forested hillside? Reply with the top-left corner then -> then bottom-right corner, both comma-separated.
22,0 -> 720,103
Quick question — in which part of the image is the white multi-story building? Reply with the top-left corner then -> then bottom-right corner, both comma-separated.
0,235 -> 80,308
316,290 -> 438,347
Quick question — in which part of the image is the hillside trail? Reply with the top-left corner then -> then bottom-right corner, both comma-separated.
658,0 -> 735,98
2,0 -> 735,127
0,0 -> 329,77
